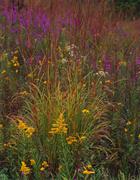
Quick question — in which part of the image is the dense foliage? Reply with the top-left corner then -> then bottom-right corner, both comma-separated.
114,0 -> 140,16
0,0 -> 140,179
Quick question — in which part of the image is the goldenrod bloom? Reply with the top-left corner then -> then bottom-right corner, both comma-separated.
82,109 -> 90,114
20,161 -> 31,175
3,142 -> 11,148
17,119 -> 35,137
40,167 -> 45,171
86,164 -> 92,169
40,161 -> 49,171
25,127 -> 35,137
30,159 -> 36,166
49,113 -> 68,135
82,169 -> 95,175
126,121 -> 132,126
42,161 -> 49,168
18,120 -> 27,130
66,136 -> 77,144
13,62 -> 20,67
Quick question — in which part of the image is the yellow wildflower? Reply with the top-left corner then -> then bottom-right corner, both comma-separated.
126,121 -> 132,126
66,136 -> 77,145
82,109 -> 90,114
82,169 -> 95,175
42,161 -> 49,168
86,164 -> 92,169
40,167 -> 45,171
49,113 -> 68,135
20,161 -> 31,175
30,159 -> 36,166
17,119 -> 35,137
40,161 -> 49,171
13,62 -> 20,67
3,142 -> 11,148
0,124 -> 3,128
18,120 -> 27,130
25,127 -> 35,137
138,134 -> 140,139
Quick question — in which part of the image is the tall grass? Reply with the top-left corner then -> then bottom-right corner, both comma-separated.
0,0 -> 140,179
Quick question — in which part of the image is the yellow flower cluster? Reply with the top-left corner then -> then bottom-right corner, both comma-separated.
17,119 -> 35,138
82,164 -> 95,175
11,56 -> 20,68
40,161 -> 49,171
20,159 -> 49,175
49,113 -> 68,135
66,135 -> 86,145
126,121 -> 132,126
3,142 -> 12,148
3,140 -> 16,149
82,109 -> 90,114
1,50 -> 20,76
20,161 -> 31,175
30,159 -> 36,166
124,120 -> 133,133
10,51 -> 20,73
66,136 -> 77,144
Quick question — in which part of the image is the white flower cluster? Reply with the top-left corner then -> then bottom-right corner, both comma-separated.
96,70 -> 108,77
65,44 -> 77,57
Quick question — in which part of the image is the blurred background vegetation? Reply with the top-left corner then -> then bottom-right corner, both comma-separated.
113,0 -> 140,17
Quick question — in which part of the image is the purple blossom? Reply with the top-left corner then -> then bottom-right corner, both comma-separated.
40,14 -> 50,33
136,57 -> 140,65
104,55 -> 111,72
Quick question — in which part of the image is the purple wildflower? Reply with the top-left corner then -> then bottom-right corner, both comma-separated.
136,57 -> 140,65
